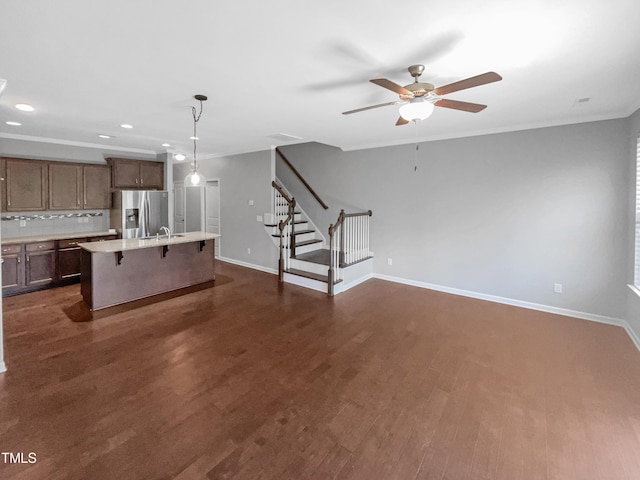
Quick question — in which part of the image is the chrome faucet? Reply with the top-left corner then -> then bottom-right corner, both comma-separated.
160,226 -> 171,239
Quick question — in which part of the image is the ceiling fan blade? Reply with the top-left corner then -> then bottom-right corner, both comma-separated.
395,116 -> 409,126
370,78 -> 412,96
434,72 -> 502,96
342,101 -> 401,115
435,99 -> 487,113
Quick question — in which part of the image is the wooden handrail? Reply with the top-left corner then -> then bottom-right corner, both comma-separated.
344,210 -> 373,219
271,180 -> 292,204
272,181 -> 296,282
275,147 -> 329,210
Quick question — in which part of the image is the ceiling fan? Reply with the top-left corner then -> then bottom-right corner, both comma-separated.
342,65 -> 502,125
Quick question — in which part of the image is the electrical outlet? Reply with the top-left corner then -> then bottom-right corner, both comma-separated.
387,258 -> 393,266
247,248 -> 251,254
248,200 -> 254,206
19,220 -> 26,227
554,283 -> 563,293
257,215 -> 263,222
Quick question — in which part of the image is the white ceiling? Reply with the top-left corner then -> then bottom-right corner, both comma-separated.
1,0 -> 639,159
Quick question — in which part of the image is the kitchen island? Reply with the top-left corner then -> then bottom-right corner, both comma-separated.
79,231 -> 220,311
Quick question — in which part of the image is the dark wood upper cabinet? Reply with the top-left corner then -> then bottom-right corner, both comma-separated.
139,161 -> 164,189
83,164 -> 111,209
49,163 -> 83,210
108,158 -> 164,189
5,158 -> 48,211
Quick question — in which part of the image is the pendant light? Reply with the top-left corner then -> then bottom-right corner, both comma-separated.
185,94 -> 207,186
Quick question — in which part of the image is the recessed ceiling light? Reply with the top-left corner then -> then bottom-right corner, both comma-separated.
6,121 -> 21,126
189,136 -> 199,140
174,153 -> 186,161
15,103 -> 35,112
98,134 -> 113,139
162,143 -> 171,147
120,124 -> 133,129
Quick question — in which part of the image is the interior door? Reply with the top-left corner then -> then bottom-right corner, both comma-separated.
173,182 -> 185,233
185,187 -> 203,233
205,180 -> 220,257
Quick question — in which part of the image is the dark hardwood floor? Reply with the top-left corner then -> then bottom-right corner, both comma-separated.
1,261 -> 640,479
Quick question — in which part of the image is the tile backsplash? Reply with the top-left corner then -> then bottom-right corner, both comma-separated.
1,209 -> 110,239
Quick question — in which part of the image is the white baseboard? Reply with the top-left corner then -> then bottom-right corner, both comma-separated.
373,273 -> 640,352
0,360 -> 6,373
335,273 -> 373,295
217,257 -> 278,275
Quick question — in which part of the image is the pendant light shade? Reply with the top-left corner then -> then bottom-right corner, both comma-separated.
185,168 -> 205,186
399,97 -> 434,122
185,94 -> 207,187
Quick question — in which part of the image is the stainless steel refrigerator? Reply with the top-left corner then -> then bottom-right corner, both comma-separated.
110,190 -> 169,239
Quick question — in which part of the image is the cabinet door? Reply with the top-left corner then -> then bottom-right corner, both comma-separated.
26,250 -> 56,287
139,161 -> 164,189
83,164 -> 111,208
6,158 -> 48,211
112,159 -> 140,188
2,254 -> 23,289
49,163 -> 82,210
57,248 -> 82,280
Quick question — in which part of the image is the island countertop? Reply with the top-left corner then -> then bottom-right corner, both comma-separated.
78,231 -> 220,253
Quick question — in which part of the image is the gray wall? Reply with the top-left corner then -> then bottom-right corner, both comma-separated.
279,118 -> 631,321
174,150 -> 278,271
626,109 -> 640,337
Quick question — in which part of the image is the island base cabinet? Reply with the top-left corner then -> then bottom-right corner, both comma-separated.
81,239 -> 215,311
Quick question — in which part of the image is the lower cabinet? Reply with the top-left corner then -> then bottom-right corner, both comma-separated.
1,234 -> 116,296
25,241 -> 56,288
1,244 -> 23,293
57,238 -> 85,282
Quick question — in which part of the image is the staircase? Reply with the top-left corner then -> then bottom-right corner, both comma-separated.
265,180 -> 373,295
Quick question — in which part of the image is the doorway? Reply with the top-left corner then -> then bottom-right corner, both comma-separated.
173,179 -> 220,257
204,180 -> 220,258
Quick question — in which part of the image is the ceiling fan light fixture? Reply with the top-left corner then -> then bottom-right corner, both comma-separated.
399,98 -> 434,122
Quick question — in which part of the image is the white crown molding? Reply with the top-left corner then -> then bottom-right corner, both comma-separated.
339,111 -> 631,152
0,132 -> 158,155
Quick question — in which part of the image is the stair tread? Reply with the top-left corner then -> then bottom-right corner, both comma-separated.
264,220 -> 309,227
271,229 -> 315,238
294,248 -> 331,265
286,268 -> 342,285
295,239 -> 322,247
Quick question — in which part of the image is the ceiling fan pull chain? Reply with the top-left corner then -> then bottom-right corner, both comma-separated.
414,121 -> 419,172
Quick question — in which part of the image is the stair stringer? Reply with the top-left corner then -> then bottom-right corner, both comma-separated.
263,178 -> 327,249
283,257 -> 374,295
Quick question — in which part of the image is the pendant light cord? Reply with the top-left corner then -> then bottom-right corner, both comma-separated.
192,99 -> 204,172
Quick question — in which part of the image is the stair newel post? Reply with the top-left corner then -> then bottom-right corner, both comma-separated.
339,209 -> 346,267
290,198 -> 296,257
278,220 -> 285,283
328,223 -> 335,296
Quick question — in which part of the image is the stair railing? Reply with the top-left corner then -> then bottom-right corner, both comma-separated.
328,209 -> 372,296
272,181 -> 296,282
275,147 -> 329,210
